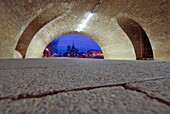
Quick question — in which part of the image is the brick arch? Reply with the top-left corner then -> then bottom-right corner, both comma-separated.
117,17 -> 154,60
15,6 -> 68,58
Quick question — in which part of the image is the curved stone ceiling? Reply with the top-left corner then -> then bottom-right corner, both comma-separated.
0,0 -> 169,60
25,2 -> 136,59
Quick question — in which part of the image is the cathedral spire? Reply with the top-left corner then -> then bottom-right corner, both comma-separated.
72,40 -> 75,49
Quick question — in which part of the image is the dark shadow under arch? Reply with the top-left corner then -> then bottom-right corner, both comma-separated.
117,17 -> 154,60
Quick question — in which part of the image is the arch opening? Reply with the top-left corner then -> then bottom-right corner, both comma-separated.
117,17 -> 154,60
15,6 -> 67,59
42,34 -> 104,59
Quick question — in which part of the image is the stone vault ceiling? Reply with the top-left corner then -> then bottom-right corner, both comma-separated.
0,0 -> 169,60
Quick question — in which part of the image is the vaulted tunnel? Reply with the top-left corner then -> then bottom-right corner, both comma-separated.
0,0 -> 169,60
0,0 -> 170,113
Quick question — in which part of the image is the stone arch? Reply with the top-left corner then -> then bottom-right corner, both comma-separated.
15,6 -> 70,58
117,17 -> 154,60
26,31 -> 105,59
25,14 -> 136,60
42,33 -> 104,58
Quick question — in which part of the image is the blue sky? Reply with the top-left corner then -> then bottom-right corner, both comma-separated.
46,34 -> 102,54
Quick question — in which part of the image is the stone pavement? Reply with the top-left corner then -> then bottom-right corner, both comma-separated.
0,58 -> 170,114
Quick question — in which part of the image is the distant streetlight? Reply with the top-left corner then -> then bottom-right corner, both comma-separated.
46,48 -> 49,51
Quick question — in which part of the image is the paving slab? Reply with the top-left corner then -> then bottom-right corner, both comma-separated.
126,78 -> 170,103
0,87 -> 170,114
0,58 -> 170,113
0,59 -> 169,98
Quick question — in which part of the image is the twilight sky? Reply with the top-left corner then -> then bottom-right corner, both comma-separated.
46,34 -> 102,54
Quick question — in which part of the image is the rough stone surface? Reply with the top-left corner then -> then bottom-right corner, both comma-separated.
127,78 -> 170,103
0,58 -> 170,97
1,87 -> 170,114
0,58 -> 170,113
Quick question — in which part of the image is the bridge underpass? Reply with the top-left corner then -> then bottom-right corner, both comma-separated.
0,0 -> 170,113
0,58 -> 169,113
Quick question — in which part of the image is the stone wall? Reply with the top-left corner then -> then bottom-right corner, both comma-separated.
13,50 -> 22,58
